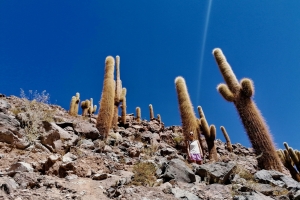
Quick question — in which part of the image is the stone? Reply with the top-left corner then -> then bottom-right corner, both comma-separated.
0,100 -> 11,113
92,173 -> 108,180
41,121 -> 78,153
171,187 -> 200,200
161,158 -> 196,183
195,161 -> 236,184
8,162 -> 33,173
74,122 -> 100,140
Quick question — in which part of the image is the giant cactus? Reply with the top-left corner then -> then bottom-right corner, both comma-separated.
212,48 -> 282,172
175,76 -> 199,141
112,55 -> 123,128
198,106 -> 217,161
96,56 -> 115,139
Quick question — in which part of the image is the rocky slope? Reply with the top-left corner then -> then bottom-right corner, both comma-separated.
0,94 -> 299,200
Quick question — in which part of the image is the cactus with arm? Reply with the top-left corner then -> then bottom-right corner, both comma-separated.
212,48 -> 282,171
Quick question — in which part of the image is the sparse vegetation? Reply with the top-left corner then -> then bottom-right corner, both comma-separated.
131,162 -> 157,187
18,89 -> 54,142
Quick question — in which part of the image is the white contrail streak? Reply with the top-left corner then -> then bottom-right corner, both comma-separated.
196,0 -> 213,104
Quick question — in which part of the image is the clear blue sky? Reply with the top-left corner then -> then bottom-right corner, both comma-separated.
1,1 -> 300,150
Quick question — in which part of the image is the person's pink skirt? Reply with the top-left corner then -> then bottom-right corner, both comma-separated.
190,153 -> 202,161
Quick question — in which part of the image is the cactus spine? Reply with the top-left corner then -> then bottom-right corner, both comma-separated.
198,106 -> 217,161
120,88 -> 127,124
149,104 -> 154,120
69,92 -> 80,116
112,55 -> 122,128
136,107 -> 141,123
220,126 -> 233,152
213,48 -> 282,172
96,56 -> 115,139
175,76 -> 199,141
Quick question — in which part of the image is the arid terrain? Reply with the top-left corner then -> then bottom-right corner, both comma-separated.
0,93 -> 299,200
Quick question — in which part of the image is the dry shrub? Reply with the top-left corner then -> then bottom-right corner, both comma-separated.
131,162 -> 157,187
19,89 -> 54,142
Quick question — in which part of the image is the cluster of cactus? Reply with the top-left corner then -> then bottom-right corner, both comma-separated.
197,106 -> 217,161
277,142 -> 300,181
69,92 -> 80,116
81,98 -> 97,116
212,48 -> 282,172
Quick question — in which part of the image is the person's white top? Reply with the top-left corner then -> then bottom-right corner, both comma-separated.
189,140 -> 200,154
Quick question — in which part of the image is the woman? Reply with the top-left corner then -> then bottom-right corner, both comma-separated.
186,131 -> 203,165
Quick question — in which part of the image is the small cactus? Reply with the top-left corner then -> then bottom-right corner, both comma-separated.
174,76 -> 200,141
220,126 -> 233,152
157,114 -> 161,123
198,106 -> 217,161
212,48 -> 282,172
96,56 -> 115,139
120,88 -> 127,124
136,107 -> 141,123
88,98 -> 97,115
149,104 -> 154,120
69,92 -> 80,116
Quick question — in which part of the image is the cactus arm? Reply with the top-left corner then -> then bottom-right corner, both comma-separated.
213,48 -> 240,93
240,78 -> 254,98
217,84 -> 235,102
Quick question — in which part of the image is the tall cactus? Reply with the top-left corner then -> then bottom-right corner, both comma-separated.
112,55 -> 122,128
175,76 -> 199,141
220,126 -> 233,152
96,56 -> 115,139
136,107 -> 141,123
198,106 -> 217,161
120,88 -> 127,124
149,104 -> 154,120
212,48 -> 282,172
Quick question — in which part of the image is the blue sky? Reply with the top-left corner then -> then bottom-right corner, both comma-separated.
1,1 -> 300,150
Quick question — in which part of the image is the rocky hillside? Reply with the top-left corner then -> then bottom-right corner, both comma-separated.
0,94 -> 299,200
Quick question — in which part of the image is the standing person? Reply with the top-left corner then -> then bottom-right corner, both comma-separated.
186,131 -> 203,165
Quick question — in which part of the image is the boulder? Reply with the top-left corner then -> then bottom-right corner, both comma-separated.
195,161 -> 236,184
161,158 -> 196,183
41,121 -> 78,153
74,122 -> 100,140
254,170 -> 300,189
